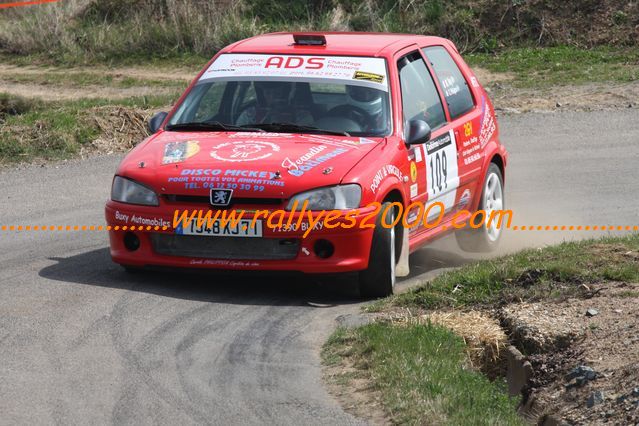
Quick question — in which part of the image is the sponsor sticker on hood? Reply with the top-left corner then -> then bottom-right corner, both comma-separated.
210,141 -> 281,162
162,140 -> 200,164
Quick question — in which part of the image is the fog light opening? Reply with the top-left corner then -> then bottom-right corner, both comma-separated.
123,232 -> 140,251
313,239 -> 334,259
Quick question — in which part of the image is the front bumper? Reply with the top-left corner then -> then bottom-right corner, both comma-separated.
104,201 -> 376,273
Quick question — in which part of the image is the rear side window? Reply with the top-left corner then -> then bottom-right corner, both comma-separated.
397,51 -> 446,130
423,46 -> 474,119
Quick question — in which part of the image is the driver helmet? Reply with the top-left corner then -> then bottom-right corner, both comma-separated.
256,81 -> 293,106
345,85 -> 383,117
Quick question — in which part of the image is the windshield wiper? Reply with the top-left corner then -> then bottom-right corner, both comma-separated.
166,121 -> 264,132
243,122 -> 350,137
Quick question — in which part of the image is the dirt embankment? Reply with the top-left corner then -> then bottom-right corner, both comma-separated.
325,240 -> 639,425
327,283 -> 639,425
500,281 -> 639,425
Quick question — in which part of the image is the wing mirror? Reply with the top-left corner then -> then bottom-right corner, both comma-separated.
148,111 -> 168,133
405,119 -> 431,145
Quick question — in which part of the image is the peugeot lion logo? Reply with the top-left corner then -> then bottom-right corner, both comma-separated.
210,188 -> 233,207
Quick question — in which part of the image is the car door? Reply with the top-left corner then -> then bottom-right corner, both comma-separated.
396,50 -> 459,229
422,45 -> 483,211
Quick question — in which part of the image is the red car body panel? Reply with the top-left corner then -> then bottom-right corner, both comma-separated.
105,32 -> 507,273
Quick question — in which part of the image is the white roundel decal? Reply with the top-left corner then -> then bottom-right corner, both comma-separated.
210,141 -> 280,162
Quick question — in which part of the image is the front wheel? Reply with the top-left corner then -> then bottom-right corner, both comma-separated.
359,202 -> 397,298
456,163 -> 504,253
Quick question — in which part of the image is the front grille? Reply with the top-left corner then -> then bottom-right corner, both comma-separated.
163,194 -> 283,206
150,233 -> 300,260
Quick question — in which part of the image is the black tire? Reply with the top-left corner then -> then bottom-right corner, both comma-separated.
359,202 -> 397,298
456,163 -> 504,253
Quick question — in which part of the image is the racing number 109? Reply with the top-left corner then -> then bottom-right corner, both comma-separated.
430,150 -> 448,194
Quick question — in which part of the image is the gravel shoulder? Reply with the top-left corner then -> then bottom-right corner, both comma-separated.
0,63 -> 191,101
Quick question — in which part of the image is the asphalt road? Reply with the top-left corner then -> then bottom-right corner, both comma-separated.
1,109 -> 638,424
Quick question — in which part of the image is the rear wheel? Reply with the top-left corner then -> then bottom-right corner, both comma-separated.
456,163 -> 504,253
359,202 -> 397,298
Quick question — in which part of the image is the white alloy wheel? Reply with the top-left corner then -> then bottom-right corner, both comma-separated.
484,171 -> 504,242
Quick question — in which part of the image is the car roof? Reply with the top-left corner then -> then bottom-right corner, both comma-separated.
223,32 -> 453,57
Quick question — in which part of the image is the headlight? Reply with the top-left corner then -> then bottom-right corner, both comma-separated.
111,176 -> 159,206
286,185 -> 361,210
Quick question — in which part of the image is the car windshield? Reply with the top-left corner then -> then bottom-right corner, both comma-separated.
168,54 -> 391,137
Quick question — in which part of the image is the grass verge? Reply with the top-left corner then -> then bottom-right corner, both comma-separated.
323,235 -> 639,424
467,46 -> 639,87
0,94 -> 174,164
367,235 -> 639,312
323,323 -> 522,425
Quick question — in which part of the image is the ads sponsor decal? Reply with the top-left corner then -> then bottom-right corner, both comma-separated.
425,132 -> 453,155
410,161 -> 418,183
459,189 -> 472,209
410,183 -> 418,198
281,145 -> 327,174
370,164 -> 404,193
200,54 -> 389,91
358,137 -> 376,145
460,121 -> 481,166
160,132 -> 213,141
479,96 -> 496,148
162,140 -> 200,164
189,259 -> 260,267
406,206 -> 421,233
284,147 -> 348,177
229,132 -> 293,139
352,71 -> 384,84
131,215 -> 171,228
440,74 -> 461,98
210,141 -> 280,162
114,210 -> 170,228
169,168 -> 285,192
299,134 -> 376,150
413,145 -> 423,162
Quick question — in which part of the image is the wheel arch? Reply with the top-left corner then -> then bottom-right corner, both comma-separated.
382,188 -> 404,205
490,153 -> 506,184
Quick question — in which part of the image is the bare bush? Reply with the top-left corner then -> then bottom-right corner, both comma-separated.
0,0 -> 636,61
0,0 -> 257,61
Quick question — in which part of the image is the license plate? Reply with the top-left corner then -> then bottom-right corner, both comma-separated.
181,219 -> 262,237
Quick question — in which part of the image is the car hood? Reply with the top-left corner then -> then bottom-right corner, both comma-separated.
118,131 -> 383,199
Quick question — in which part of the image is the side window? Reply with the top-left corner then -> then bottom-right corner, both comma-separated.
397,51 -> 446,130
423,46 -> 474,119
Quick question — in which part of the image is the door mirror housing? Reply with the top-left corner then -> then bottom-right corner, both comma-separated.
405,119 -> 431,145
148,111 -> 168,133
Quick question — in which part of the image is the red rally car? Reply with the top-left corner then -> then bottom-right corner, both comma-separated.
105,32 -> 508,297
